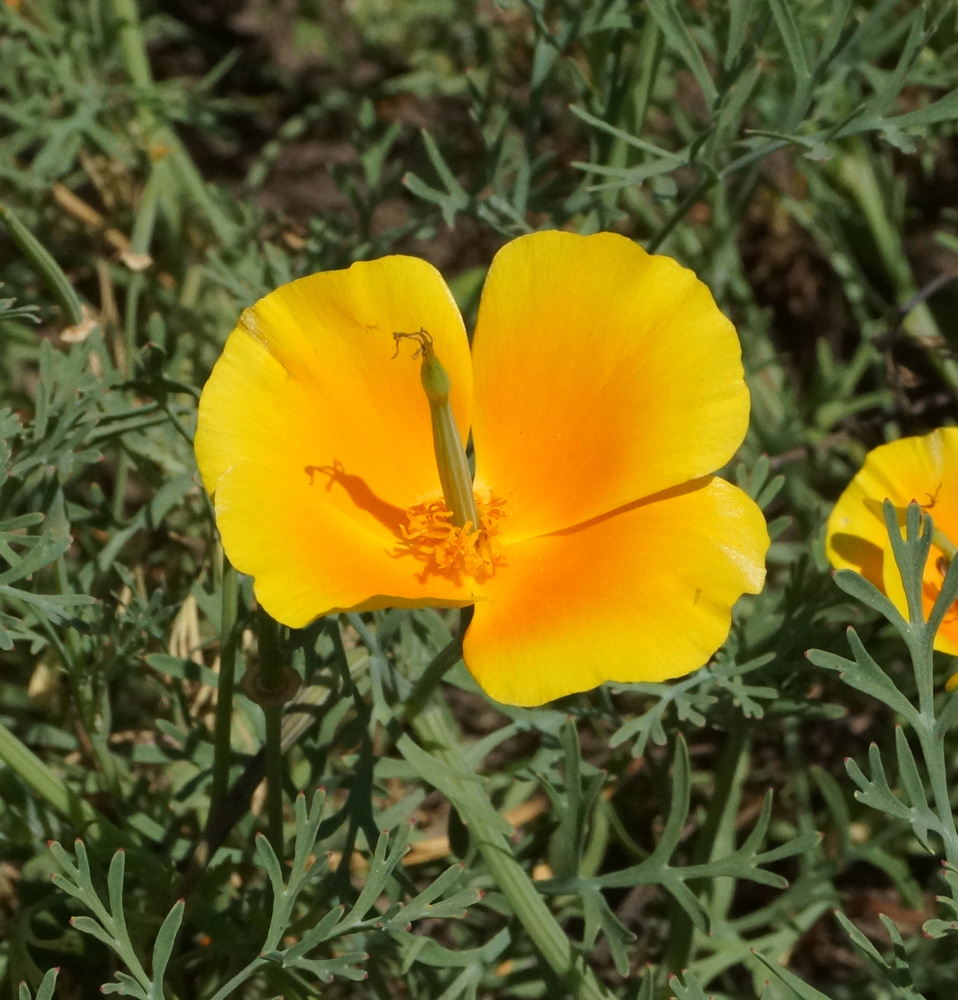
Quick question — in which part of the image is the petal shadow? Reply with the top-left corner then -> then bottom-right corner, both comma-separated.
305,459 -> 407,539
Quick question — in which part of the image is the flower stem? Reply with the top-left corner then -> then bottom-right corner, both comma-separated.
666,723 -> 751,972
403,638 -> 465,722
108,0 -> 153,87
256,609 -> 285,853
907,629 -> 958,868
210,558 -> 238,821
404,699 -> 614,1000
108,0 -> 239,246
264,703 -> 284,853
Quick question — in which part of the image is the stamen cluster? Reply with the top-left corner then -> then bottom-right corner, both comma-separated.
401,492 -> 507,580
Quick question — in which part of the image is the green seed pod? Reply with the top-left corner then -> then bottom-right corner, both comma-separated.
396,329 -> 478,531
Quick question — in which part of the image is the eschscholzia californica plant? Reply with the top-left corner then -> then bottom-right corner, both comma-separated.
194,231 -> 769,706
827,427 -> 958,654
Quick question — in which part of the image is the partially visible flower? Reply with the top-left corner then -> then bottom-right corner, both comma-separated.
826,428 -> 958,653
195,231 -> 768,706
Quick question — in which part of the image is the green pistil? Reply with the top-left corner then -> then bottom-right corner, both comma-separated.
395,329 -> 478,531
933,527 -> 957,564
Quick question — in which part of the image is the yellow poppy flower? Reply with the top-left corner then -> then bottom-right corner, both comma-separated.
194,231 -> 768,706
827,428 -> 958,654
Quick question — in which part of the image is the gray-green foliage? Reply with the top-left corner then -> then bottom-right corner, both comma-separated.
49,792 -> 480,998
807,503 -> 958,998
16,967 -> 58,1000
1,0 -> 958,998
50,839 -> 185,1000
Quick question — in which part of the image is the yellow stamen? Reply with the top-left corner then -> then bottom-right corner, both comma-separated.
400,491 -> 507,580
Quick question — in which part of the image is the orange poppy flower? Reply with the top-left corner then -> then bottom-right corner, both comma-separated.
194,231 -> 768,706
827,428 -> 958,654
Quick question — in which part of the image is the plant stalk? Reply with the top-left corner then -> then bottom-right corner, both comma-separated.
404,700 -> 615,1000
257,609 -> 285,853
908,632 -> 958,867
209,558 -> 239,821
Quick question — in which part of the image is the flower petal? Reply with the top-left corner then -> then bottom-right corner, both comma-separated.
826,429 -> 958,587
214,460 -> 477,628
463,477 -> 768,706
827,429 -> 958,655
471,231 -> 749,542
879,537 -> 958,656
195,256 -> 471,513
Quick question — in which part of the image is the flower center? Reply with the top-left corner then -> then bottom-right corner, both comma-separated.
400,491 -> 507,581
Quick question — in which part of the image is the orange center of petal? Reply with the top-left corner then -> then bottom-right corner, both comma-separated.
400,491 -> 507,581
